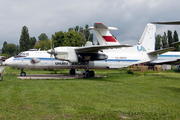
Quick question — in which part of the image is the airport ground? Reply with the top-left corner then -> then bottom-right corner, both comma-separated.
0,66 -> 180,119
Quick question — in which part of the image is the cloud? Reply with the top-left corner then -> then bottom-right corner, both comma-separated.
0,0 -> 180,49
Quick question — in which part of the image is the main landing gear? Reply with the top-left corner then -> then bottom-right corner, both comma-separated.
69,69 -> 95,78
85,70 -> 95,78
20,69 -> 26,76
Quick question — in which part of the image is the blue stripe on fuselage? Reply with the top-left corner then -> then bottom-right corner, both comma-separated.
100,59 -> 139,62
159,55 -> 180,57
13,57 -> 57,61
13,57 -> 139,62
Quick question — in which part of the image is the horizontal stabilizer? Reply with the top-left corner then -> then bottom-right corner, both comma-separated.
151,21 -> 180,25
89,23 -> 119,45
149,59 -> 180,65
149,59 -> 177,64
75,44 -> 132,53
172,41 -> 180,45
148,47 -> 175,55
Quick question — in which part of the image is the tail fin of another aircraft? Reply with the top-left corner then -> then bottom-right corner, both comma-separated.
89,23 -> 120,45
138,23 -> 156,52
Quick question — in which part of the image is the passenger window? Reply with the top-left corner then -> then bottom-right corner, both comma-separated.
22,53 -> 26,56
26,53 -> 29,56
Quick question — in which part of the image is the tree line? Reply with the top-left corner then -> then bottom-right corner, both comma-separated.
1,25 -> 180,57
1,24 -> 93,57
155,30 -> 179,51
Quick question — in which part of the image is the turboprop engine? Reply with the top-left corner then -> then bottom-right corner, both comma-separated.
47,46 -> 108,63
52,47 -> 78,63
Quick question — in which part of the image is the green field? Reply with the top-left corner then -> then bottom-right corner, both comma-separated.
0,67 -> 180,119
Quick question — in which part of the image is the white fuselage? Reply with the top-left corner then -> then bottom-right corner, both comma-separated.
4,46 -> 157,70
158,52 -> 180,60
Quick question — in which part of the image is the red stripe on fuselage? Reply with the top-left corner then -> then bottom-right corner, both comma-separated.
103,36 -> 117,42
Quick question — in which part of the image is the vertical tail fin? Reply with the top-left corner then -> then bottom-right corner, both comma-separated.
89,23 -> 120,45
138,23 -> 156,52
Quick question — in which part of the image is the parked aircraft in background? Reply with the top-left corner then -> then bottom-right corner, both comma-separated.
147,21 -> 180,65
93,22 -> 180,66
147,51 -> 180,65
4,23 -> 174,77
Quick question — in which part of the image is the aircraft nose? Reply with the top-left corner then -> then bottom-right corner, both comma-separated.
4,57 -> 13,66
3,59 -> 8,66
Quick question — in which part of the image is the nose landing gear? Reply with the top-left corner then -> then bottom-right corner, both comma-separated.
20,69 -> 26,76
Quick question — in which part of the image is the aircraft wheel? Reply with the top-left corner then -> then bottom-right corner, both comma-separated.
85,71 -> 91,78
70,69 -> 75,75
90,71 -> 95,77
85,71 -> 95,78
20,72 -> 26,76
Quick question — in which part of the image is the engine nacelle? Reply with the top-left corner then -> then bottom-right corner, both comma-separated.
54,47 -> 78,63
77,53 -> 108,62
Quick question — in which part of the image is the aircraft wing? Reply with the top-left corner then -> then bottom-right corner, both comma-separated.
75,44 -> 132,53
148,47 -> 175,55
149,59 -> 180,65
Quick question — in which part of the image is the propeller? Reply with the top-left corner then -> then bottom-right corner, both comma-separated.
151,21 -> 180,25
47,39 -> 55,65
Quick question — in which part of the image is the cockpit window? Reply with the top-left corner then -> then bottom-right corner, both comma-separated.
14,52 -> 28,58
18,52 -> 22,55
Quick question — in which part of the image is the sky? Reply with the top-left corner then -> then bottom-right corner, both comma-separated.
1,0 -> 180,48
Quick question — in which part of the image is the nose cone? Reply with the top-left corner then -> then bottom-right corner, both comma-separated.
4,57 -> 14,66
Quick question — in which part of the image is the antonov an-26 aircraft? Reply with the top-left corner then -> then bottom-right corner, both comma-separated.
4,23 -> 174,77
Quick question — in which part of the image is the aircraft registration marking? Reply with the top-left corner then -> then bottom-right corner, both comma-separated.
55,62 -> 68,65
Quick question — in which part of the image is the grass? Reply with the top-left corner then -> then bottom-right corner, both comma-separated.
0,67 -> 180,119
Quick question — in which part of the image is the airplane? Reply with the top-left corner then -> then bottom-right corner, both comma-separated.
146,21 -> 180,65
4,23 -> 174,77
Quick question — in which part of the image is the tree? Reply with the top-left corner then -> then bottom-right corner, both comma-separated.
52,30 -> 85,47
155,34 -> 162,50
52,31 -> 64,47
84,24 -> 90,40
83,24 -> 94,43
79,32 -> 86,46
74,26 -> 79,32
162,32 -> 168,48
19,26 -> 30,52
30,37 -> 37,48
68,28 -> 73,32
89,34 -> 93,44
173,30 -> 179,51
79,27 -> 83,33
2,41 -> 7,54
5,43 -> 17,56
34,39 -> 51,50
38,33 -> 48,41
16,45 -> 19,55
167,30 -> 174,47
